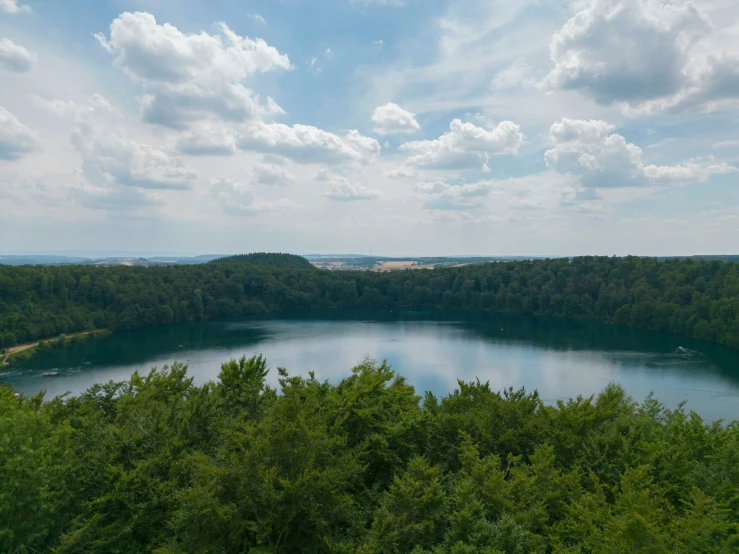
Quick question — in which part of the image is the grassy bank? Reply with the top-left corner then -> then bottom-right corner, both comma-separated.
3,329 -> 112,365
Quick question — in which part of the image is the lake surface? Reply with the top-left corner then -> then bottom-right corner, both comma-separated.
3,309 -> 739,422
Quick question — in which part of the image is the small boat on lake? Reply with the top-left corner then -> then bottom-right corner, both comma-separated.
43,371 -> 59,377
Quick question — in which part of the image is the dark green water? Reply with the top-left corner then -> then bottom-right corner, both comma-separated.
3,309 -> 739,422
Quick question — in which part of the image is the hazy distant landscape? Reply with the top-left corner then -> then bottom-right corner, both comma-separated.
4,252 -> 739,269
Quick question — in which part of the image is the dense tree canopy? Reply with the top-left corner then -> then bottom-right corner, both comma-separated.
1,256 -> 739,349
209,252 -> 316,269
2,356 -> 738,552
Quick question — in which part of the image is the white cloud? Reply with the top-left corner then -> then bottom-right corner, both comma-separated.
74,132 -> 197,190
426,210 -> 502,224
211,177 -> 292,215
387,166 -> 417,179
95,12 -> 291,128
250,14 -> 267,25
414,180 -> 496,210
508,195 -> 544,210
176,124 -> 238,155
0,0 -> 31,14
544,0 -> 739,114
40,95 -> 196,204
0,172 -> 61,207
491,61 -> 534,91
324,48 -> 333,58
0,107 -> 39,160
399,118 -> 524,171
0,37 -> 36,72
545,118 -> 737,188
544,0 -> 708,104
560,184 -> 602,207
34,93 -> 120,122
322,174 -> 379,201
252,156 -> 294,186
67,177 -> 165,211
714,140 -> 739,149
238,122 -> 381,164
650,54 -> 739,114
372,102 -> 420,135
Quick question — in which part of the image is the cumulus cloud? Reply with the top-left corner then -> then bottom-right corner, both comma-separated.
544,0 -> 739,114
0,172 -> 59,206
95,12 -> 291,128
560,184 -> 602,207
34,93 -> 120,121
649,55 -> 739,114
414,180 -> 496,210
238,122 -> 381,164
399,118 -> 524,171
386,166 -> 417,179
545,118 -> 737,188
0,0 -> 31,14
0,38 -> 36,72
559,184 -> 606,214
211,177 -> 292,215
321,172 -> 379,201
325,179 -> 379,201
73,132 -> 196,190
39,95 -> 196,209
176,124 -> 238,155
252,156 -> 294,186
544,0 -> 707,103
0,107 -> 39,160
67,178 -> 165,211
372,102 -> 420,135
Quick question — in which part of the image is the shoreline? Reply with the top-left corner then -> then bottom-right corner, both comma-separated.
3,329 -> 112,365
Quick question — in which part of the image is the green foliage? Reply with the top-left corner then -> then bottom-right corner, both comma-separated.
210,252 -> 315,269
0,389 -> 73,552
1,256 -> 739,350
2,356 -> 739,552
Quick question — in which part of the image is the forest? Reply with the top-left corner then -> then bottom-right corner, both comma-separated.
209,252 -> 316,269
1,255 -> 738,350
2,355 -> 738,552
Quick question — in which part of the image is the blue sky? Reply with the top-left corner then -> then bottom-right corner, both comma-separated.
2,0 -> 739,256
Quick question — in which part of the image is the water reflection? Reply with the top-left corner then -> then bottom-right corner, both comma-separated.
3,309 -> 739,422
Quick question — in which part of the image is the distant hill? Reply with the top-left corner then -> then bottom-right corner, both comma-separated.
0,255 -> 93,266
210,252 -> 315,269
659,255 -> 739,263
0,254 -> 225,266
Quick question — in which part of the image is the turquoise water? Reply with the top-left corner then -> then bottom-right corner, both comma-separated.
3,309 -> 739,422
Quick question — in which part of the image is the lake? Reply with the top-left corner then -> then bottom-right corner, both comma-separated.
3,309 -> 739,422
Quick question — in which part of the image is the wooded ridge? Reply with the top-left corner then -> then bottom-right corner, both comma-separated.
1,255 -> 738,349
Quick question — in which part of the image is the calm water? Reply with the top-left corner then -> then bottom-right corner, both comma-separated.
3,309 -> 739,422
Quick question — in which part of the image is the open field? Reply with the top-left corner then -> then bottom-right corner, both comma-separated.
308,256 -> 516,271
375,261 -> 421,270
